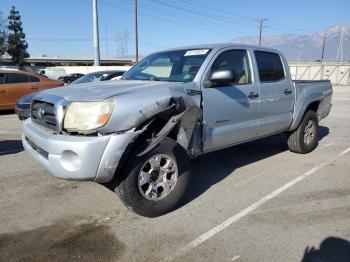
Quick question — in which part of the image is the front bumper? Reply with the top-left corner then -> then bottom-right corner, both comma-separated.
22,119 -> 137,183
15,104 -> 30,120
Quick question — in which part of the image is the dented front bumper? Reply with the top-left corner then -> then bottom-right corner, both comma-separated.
22,119 -> 137,183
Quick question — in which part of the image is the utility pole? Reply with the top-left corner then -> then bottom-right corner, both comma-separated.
106,23 -> 109,68
92,0 -> 100,66
336,29 -> 344,62
321,32 -> 326,62
134,0 -> 139,62
257,18 -> 267,46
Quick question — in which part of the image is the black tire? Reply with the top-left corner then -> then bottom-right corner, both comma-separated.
287,110 -> 319,154
116,137 -> 190,217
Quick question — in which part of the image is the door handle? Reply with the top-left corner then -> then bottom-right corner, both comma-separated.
284,89 -> 292,95
0,90 -> 6,93
30,86 -> 38,90
248,92 -> 259,99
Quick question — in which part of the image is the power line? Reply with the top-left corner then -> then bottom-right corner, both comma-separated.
139,1 -> 256,35
143,0 -> 258,34
100,0 -> 257,37
152,0 -> 306,35
149,0 -> 257,22
100,1 -> 246,36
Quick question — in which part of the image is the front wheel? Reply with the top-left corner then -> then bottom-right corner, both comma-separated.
116,138 -> 190,217
287,110 -> 319,154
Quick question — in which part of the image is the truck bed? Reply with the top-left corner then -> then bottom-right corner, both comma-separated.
290,79 -> 332,130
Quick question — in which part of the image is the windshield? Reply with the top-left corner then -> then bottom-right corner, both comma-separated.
71,72 -> 111,84
123,49 -> 211,82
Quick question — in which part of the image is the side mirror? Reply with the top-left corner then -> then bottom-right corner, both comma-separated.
208,69 -> 236,87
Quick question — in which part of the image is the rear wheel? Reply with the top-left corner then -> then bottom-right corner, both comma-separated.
287,110 -> 319,154
116,138 -> 190,217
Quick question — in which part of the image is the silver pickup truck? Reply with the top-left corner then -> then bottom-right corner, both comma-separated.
22,44 -> 332,217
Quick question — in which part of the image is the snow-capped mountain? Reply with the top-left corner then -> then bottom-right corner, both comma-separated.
231,24 -> 350,61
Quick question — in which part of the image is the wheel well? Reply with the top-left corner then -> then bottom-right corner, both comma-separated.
108,107 -> 200,186
306,101 -> 320,113
104,116 -> 170,189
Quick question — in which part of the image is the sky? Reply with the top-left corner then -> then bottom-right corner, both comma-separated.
1,0 -> 350,59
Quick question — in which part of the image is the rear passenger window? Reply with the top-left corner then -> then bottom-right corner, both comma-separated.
6,73 -> 29,84
254,51 -> 285,82
210,49 -> 251,85
29,75 -> 40,82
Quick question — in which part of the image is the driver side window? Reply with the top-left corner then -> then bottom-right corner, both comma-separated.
210,49 -> 252,85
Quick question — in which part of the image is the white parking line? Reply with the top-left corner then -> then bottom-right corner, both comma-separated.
1,118 -> 18,121
323,142 -> 336,148
164,147 -> 350,261
0,130 -> 21,135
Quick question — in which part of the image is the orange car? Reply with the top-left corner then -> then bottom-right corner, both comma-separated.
0,70 -> 63,110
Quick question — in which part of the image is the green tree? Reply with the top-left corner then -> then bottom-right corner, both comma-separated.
0,11 -> 7,63
7,6 -> 29,65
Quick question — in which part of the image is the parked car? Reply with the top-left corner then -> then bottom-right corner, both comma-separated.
35,69 -> 46,75
15,91 -> 40,120
58,73 -> 85,84
0,70 -> 63,113
22,44 -> 332,217
71,70 -> 126,84
37,67 -> 67,80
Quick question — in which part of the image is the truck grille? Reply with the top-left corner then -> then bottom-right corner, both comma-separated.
31,100 -> 58,130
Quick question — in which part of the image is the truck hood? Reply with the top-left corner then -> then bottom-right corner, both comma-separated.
39,80 -> 183,101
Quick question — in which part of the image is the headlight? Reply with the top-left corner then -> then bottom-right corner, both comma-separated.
64,101 -> 115,132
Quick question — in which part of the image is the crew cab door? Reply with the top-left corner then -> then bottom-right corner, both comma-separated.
253,51 -> 294,136
202,49 -> 260,151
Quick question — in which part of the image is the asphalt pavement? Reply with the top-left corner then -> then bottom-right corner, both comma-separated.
0,87 -> 349,262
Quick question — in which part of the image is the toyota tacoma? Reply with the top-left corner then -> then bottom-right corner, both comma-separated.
22,44 -> 332,217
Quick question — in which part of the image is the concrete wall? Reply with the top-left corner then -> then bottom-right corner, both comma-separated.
289,62 -> 350,86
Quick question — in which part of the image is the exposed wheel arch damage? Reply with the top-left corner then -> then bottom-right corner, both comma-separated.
104,96 -> 201,188
111,91 -> 202,157
136,106 -> 201,157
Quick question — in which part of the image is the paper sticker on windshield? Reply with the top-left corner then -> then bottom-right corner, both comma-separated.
184,49 -> 209,56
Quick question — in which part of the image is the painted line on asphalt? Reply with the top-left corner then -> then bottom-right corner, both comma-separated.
323,142 -> 336,148
0,117 -> 18,121
1,118 -> 18,121
332,98 -> 350,101
164,147 -> 350,261
0,130 -> 21,135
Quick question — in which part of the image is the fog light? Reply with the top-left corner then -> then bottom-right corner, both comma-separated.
60,150 -> 82,172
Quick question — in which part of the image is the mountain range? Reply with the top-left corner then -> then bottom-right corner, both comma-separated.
231,24 -> 350,62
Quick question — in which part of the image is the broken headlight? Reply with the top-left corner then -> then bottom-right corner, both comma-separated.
63,101 -> 115,132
